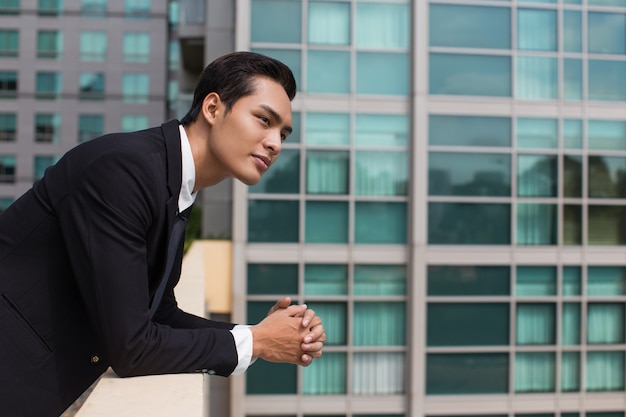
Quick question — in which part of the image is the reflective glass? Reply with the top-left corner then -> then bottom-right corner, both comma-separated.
355,202 -> 407,244
563,266 -> 582,296
353,352 -> 405,395
586,351 -> 625,391
564,58 -> 583,101
354,265 -> 406,296
428,303 -> 509,346
426,353 -> 509,394
307,50 -> 350,94
516,304 -> 556,345
252,48 -> 301,92
589,60 -> 626,101
356,2 -> 409,49
517,117 -> 558,148
308,1 -> 350,46
588,206 -> 626,245
429,115 -> 511,147
251,0 -> 301,43
516,266 -> 557,296
563,11 -> 582,53
588,0 -> 626,5
354,302 -> 405,346
562,303 -> 581,345
428,202 -> 510,244
588,156 -> 626,198
303,352 -> 346,395
518,9 -> 556,51
563,155 -> 582,198
563,119 -> 583,149
34,156 -> 58,180
588,120 -> 626,150
516,56 -> 557,100
588,267 -> 626,296
563,205 -> 582,245
248,200 -> 298,242
305,201 -> 348,243
429,4 -> 510,49
249,149 -> 299,194
587,303 -> 624,344
356,52 -> 409,96
123,32 -> 150,62
355,151 -> 408,196
427,265 -> 510,296
516,203 -> 557,245
80,31 -> 106,61
121,73 -> 149,103
514,352 -> 555,392
0,155 -> 16,183
429,152 -> 511,197
305,113 -> 349,145
430,54 -> 512,97
304,265 -> 347,295
589,12 -> 626,55
37,30 -> 62,59
120,115 -> 148,132
355,114 -> 408,146
306,150 -> 349,194
247,360 -> 296,394
247,264 -> 298,295
306,302 -> 346,345
78,114 -> 103,143
517,154 -> 557,197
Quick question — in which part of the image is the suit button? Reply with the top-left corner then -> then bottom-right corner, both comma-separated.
91,355 -> 100,364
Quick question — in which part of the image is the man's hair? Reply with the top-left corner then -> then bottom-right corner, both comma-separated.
180,51 -> 296,126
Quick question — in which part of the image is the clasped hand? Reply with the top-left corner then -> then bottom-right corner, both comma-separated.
250,297 -> 326,366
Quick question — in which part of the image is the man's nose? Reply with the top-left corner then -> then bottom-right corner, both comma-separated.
265,130 -> 282,155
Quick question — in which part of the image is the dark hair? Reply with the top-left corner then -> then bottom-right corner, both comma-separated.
180,51 -> 296,126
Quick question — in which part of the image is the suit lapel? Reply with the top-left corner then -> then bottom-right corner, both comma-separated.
161,120 -> 183,232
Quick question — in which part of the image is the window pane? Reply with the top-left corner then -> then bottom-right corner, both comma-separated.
563,10 -> 582,53
120,115 -> 148,132
0,113 -> 16,142
429,115 -> 511,147
354,265 -> 406,296
428,303 -> 509,346
516,303 -> 556,345
429,202 -> 510,244
588,206 -> 626,245
426,353 -> 509,394
589,60 -> 626,101
517,117 -> 558,148
588,303 -> 625,344
588,120 -> 626,151
249,149 -> 299,193
247,263 -> 298,295
356,52 -> 409,96
517,203 -> 557,245
564,119 -> 583,149
353,352 -> 405,395
307,50 -> 350,94
562,352 -> 581,392
307,302 -> 346,345
34,156 -> 58,180
0,155 -> 16,183
248,200 -> 298,242
588,267 -> 626,296
304,265 -> 347,295
429,152 -> 511,197
589,12 -> 626,55
562,303 -> 581,345
306,150 -> 349,194
518,9 -> 556,51
516,56 -> 557,100
308,1 -> 349,45
586,351 -> 625,391
429,4 -> 510,49
251,0 -> 301,43
430,54 -> 512,97
517,266 -> 557,296
563,155 -> 582,198
355,202 -> 407,244
303,352 -> 346,395
356,114 -> 408,147
589,156 -> 626,198
247,360 -> 296,394
563,267 -> 582,295
354,302 -> 405,346
564,58 -> 583,101
515,352 -> 555,392
305,201 -> 348,243
305,113 -> 349,145
427,266 -> 510,296
355,151 -> 408,196
517,155 -> 557,197
0,30 -> 18,57
356,3 -> 409,49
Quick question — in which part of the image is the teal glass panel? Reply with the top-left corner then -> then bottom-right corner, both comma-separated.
354,265 -> 406,296
516,266 -> 557,296
427,266 -> 510,296
356,52 -> 409,96
290,112 -> 301,144
588,156 -> 626,198
588,267 -> 626,296
353,352 -> 405,395
36,72 -> 62,97
249,149 -> 299,194
34,156 -> 58,179
354,302 -> 405,346
518,9 -> 556,51
563,10 -> 582,53
563,155 -> 582,198
428,303 -> 509,346
563,266 -> 582,296
251,0 -> 301,43
304,264 -> 347,295
426,353 -> 509,394
308,1 -> 350,45
589,60 -> 626,101
517,154 -> 557,197
305,201 -> 348,243
252,48 -> 302,92
588,120 -> 626,150
303,352 -> 346,395
248,200 -> 298,242
564,205 -> 582,245
247,300 -> 273,323
0,198 -> 13,211
247,263 -> 298,295
307,50 -> 350,94
517,117 -> 558,148
564,119 -> 583,149
355,151 -> 408,196
589,0 -> 626,5
0,155 -> 16,183
429,4 -> 510,49
429,152 -> 511,197
305,113 -> 349,145
514,352 -> 555,392
586,351 -> 625,391
246,360 -> 296,394
428,202 -> 510,244
588,205 -> 626,245
37,30 -> 62,59
516,303 -> 556,345
0,30 -> 18,57
306,150 -> 349,194
306,302 -> 346,345
588,303 -> 624,344
0,113 -> 16,142
430,54 -> 512,97
356,2 -> 409,49
429,115 -> 511,147
355,114 -> 408,146
562,303 -> 581,345
516,203 -> 557,245
516,56 -> 557,100
355,202 -> 407,244
564,58 -> 583,101
589,12 -> 626,55
562,352 -> 580,392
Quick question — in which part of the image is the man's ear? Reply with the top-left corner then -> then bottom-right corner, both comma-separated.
202,92 -> 221,125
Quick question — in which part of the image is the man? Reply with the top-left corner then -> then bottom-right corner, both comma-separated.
0,52 -> 325,416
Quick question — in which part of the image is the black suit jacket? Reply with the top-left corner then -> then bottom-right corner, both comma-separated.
0,120 -> 238,416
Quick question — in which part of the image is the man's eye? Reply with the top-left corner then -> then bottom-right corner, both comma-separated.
259,116 -> 270,125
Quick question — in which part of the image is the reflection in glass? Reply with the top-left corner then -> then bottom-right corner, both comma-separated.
355,202 -> 407,244
428,303 -> 509,346
305,201 -> 348,243
562,303 -> 581,345
563,205 -> 582,245
588,266 -> 626,296
356,114 -> 408,146
356,151 -> 407,196
248,200 -> 298,242
518,9 -> 556,51
427,265 -> 510,296
515,352 -> 555,392
428,202 -> 510,244
588,156 -> 626,198
588,12 -> 626,55
354,265 -> 406,295
308,1 -> 350,45
563,119 -> 583,149
356,2 -> 409,49
307,50 -> 350,94
429,115 -> 511,147
304,264 -> 348,295
517,154 -> 557,197
516,203 -> 557,245
588,120 -> 626,150
305,113 -> 349,145
563,10 -> 582,52
430,53 -> 512,97
516,56 -> 557,100
588,205 -> 626,245
563,266 -> 582,295
517,117 -> 558,148
589,60 -> 626,101
306,151 -> 349,194
247,263 -> 298,295
517,266 -> 557,296
426,353 -> 509,394
356,52 -> 409,96
249,149 -> 299,194
563,155 -> 582,197
564,58 -> 582,101
250,0 -> 301,43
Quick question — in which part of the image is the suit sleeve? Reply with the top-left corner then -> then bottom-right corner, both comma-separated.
54,149 -> 238,377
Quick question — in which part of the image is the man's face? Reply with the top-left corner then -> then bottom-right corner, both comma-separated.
208,76 -> 293,186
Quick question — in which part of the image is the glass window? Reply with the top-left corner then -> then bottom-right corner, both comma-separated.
307,50 -> 350,94
0,113 -> 16,142
427,266 -> 510,296
38,0 -> 63,16
307,302 -> 346,346
123,32 -> 150,62
79,72 -> 105,100
304,264 -> 347,295
305,113 -> 349,145
356,2 -> 409,49
355,114 -> 408,147
354,302 -> 405,346
516,56 -> 557,100
517,117 -> 558,148
562,303 -> 581,345
428,202 -> 511,245
120,115 -> 148,132
429,115 -> 511,147
588,206 -> 626,245
429,152 -> 511,197
80,31 -> 107,61
588,303 -> 624,344
589,156 -> 626,198
37,30 -> 62,59
354,265 -> 406,296
589,0 -> 626,5
564,58 -> 583,101
121,73 -> 149,103
563,205 -> 582,245
356,52 -> 409,96
426,353 -> 509,394
34,155 -> 58,179
589,12 -> 626,55
563,155 -> 582,197
168,40 -> 179,71
428,303 -> 509,346
430,54 -> 512,97
355,202 -> 407,244
517,203 -> 557,245
517,154 -> 557,197
249,149 -> 299,194
251,0 -> 301,43
563,267 -> 582,296
0,71 -> 18,97
0,155 -> 16,183
0,197 -> 13,212
563,10 -> 582,53
78,114 -> 104,142
353,352 -> 405,395
248,200 -> 298,242
35,113 -> 60,143
429,4 -> 510,49
303,352 -> 346,395
515,352 -> 555,392
516,266 -> 557,296
247,263 -> 298,295
252,48 -> 301,92
586,351 -> 625,391
588,267 -> 626,296
306,150 -> 349,194
589,60 -> 626,102
0,0 -> 20,14
516,303 -> 556,344
247,360 -> 296,394
82,0 -> 107,17
564,119 -> 583,149
305,201 -> 348,243
588,120 -> 626,150
125,0 -> 150,18
0,29 -> 18,57
35,71 -> 62,99
308,1 -> 349,45
355,151 -> 408,196
518,9 -> 556,51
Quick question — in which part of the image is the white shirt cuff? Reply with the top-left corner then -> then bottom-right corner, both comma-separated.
229,325 -> 254,375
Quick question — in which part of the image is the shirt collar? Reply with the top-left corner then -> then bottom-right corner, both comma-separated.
178,124 -> 196,212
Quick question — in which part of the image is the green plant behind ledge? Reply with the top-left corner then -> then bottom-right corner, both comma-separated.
184,204 -> 202,254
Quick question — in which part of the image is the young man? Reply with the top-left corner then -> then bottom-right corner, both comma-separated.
0,52 -> 325,416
